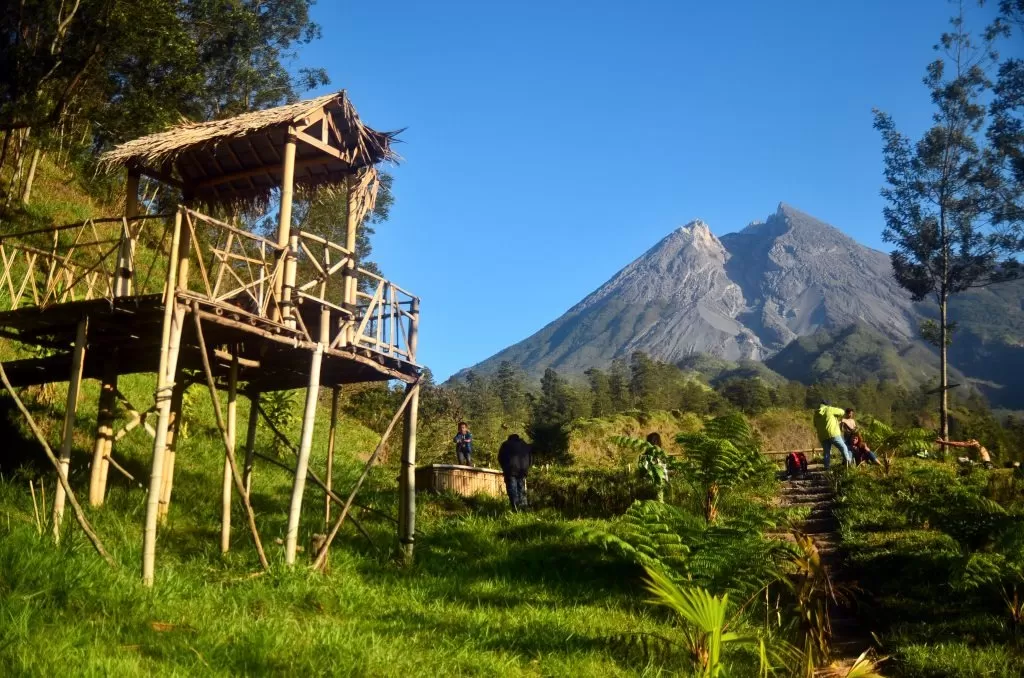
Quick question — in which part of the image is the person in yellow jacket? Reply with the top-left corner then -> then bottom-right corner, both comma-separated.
814,401 -> 853,470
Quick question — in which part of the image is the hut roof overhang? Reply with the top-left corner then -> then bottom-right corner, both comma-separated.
100,90 -> 398,207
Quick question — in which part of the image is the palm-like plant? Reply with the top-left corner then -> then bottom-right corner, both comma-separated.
643,565 -> 757,677
857,417 -> 932,474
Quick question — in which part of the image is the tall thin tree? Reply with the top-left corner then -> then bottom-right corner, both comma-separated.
873,3 -> 1023,438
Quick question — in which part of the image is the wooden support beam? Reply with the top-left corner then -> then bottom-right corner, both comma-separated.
325,385 -> 339,528
312,381 -> 419,572
398,381 -> 420,561
52,317 -> 88,539
192,306 -> 270,571
158,376 -> 185,521
221,350 -> 239,553
0,362 -> 114,567
89,359 -> 118,506
284,342 -> 324,565
141,209 -> 184,586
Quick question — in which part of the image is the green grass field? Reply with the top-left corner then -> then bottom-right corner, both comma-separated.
0,373 -> 681,677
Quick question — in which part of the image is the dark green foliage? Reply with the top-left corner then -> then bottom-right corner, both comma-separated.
837,460 -> 1024,675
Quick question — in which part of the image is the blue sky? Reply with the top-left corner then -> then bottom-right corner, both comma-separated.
299,0 -> 1013,381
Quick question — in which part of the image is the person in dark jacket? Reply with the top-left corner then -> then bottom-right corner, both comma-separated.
498,434 -> 532,510
453,421 -> 473,466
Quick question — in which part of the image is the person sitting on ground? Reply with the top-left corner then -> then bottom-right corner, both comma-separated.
847,433 -> 879,466
498,433 -> 533,510
453,421 -> 474,466
813,401 -> 853,470
786,450 -> 809,478
840,408 -> 858,446
935,438 -> 993,469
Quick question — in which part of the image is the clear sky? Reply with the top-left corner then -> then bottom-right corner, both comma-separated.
299,0 -> 1015,381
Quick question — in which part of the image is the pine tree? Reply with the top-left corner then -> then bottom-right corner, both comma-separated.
873,6 -> 1023,438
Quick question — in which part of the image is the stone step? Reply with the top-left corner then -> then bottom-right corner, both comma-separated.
800,518 -> 838,534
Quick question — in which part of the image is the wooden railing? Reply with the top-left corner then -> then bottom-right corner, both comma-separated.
0,214 -> 172,310
0,207 -> 419,364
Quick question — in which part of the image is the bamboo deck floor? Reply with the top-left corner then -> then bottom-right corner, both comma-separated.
0,294 -> 418,391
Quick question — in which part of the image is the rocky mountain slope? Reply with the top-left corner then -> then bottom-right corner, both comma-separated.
458,203 -> 1024,407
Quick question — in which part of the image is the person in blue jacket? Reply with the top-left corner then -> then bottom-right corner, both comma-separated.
454,421 -> 474,466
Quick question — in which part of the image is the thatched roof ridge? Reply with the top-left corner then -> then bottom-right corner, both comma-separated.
100,90 -> 396,172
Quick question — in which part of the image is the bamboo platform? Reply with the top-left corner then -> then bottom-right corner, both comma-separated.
0,294 -> 418,391
0,90 -> 424,586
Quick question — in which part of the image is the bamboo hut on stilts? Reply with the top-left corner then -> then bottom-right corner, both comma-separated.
0,91 -> 422,585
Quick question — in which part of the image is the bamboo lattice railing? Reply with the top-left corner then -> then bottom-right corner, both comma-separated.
0,207 -> 419,363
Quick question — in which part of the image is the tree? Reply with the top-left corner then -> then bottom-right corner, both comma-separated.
529,368 -> 574,457
873,5 -> 1024,438
586,367 -> 614,417
494,360 -> 528,428
608,358 -> 631,411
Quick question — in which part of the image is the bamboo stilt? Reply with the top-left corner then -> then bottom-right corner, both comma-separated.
398,381 -> 420,560
243,391 -> 260,496
141,209 -> 184,586
284,343 -> 324,565
191,308 -> 269,570
89,361 -> 118,506
312,382 -> 418,571
221,351 -> 239,554
0,362 -> 114,567
52,316 -> 88,540
398,299 -> 420,560
157,378 -> 185,521
325,386 -> 339,528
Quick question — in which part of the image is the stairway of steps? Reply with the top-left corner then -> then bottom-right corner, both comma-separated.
775,460 -> 873,669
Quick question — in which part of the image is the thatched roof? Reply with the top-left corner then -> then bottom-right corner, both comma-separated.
100,90 -> 398,207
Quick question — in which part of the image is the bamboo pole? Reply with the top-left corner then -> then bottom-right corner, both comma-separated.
325,386 -> 339,528
157,378 -> 186,521
191,307 -> 269,570
273,135 -> 297,322
243,391 -> 260,496
311,383 -> 418,571
52,316 -> 88,539
116,171 -> 139,297
398,381 -> 420,561
221,351 -> 239,553
398,299 -> 420,558
284,343 -> 324,565
89,360 -> 118,506
0,362 -> 114,567
141,209 -> 184,586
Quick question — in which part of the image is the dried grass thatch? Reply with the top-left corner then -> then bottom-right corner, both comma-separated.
99,90 -> 399,209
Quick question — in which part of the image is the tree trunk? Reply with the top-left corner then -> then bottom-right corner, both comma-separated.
21,148 -> 42,204
939,295 -> 949,441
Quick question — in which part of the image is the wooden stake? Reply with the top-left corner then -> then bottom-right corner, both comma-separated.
192,307 -> 269,570
325,386 -> 339,528
141,209 -> 184,586
52,316 -> 88,540
29,480 -> 41,534
221,350 -> 239,554
0,362 -> 114,567
242,391 -> 260,496
312,382 -> 418,572
284,343 -> 324,565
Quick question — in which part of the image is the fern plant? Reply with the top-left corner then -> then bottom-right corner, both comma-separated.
858,416 -> 932,474
674,413 -> 772,523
